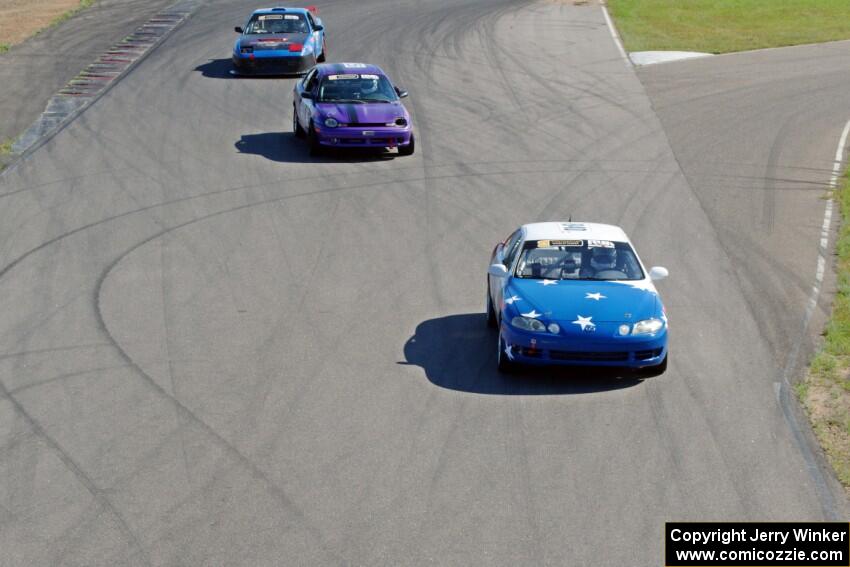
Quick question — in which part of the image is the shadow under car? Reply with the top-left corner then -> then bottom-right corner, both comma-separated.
235,132 -> 397,163
401,313 -> 643,395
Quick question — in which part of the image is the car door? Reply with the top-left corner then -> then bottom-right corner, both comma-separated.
489,229 -> 523,316
306,12 -> 323,54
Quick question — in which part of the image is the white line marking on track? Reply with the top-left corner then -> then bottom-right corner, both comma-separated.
776,118 -> 850,520
600,2 -> 631,68
808,120 -> 850,328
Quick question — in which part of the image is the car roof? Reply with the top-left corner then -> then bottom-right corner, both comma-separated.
314,63 -> 386,77
251,7 -> 311,16
521,222 -> 630,243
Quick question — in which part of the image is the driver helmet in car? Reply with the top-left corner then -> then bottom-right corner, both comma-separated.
590,247 -> 617,271
360,77 -> 379,95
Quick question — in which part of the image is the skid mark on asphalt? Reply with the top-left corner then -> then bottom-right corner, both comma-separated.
503,399 -> 545,564
93,230 -> 343,562
762,114 -> 806,234
0,378 -> 152,565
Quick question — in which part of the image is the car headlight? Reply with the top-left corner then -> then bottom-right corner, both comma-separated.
324,117 -> 339,128
511,316 -> 546,332
240,46 -> 253,54
631,318 -> 664,335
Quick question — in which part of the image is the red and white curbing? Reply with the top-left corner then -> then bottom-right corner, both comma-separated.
10,0 -> 202,157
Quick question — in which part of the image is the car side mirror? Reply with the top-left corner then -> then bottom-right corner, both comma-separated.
313,24 -> 324,31
649,266 -> 668,281
488,264 -> 509,278
301,91 -> 313,99
395,87 -> 409,98
235,26 -> 243,33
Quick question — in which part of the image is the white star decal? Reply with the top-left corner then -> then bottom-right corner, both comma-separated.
504,343 -> 515,361
521,309 -> 541,319
585,292 -> 606,301
609,280 -> 656,293
504,295 -> 521,305
539,279 -> 557,286
571,315 -> 595,331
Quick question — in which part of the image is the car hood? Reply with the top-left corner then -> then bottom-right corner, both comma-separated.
315,101 -> 408,125
505,278 -> 658,323
239,32 -> 309,50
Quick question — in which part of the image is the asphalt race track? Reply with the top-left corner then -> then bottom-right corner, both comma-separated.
1,1 -> 849,565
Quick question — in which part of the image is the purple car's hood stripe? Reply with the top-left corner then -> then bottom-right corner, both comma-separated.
316,102 -> 403,125
340,104 -> 358,124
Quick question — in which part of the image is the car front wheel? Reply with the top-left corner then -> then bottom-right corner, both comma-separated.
293,106 -> 305,138
398,133 -> 415,156
497,329 -> 516,373
307,121 -> 322,156
637,354 -> 667,378
486,283 -> 497,328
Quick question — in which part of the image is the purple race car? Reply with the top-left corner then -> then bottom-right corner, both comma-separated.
293,63 -> 415,156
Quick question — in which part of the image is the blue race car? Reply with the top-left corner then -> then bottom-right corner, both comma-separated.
486,222 -> 669,375
293,63 -> 414,156
232,7 -> 326,76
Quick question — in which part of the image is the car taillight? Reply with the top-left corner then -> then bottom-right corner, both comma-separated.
288,43 -> 303,52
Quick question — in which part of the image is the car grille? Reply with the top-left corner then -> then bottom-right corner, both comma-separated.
237,56 -> 310,74
256,58 -> 295,67
634,348 -> 663,361
254,43 -> 289,51
515,346 -> 543,358
338,137 -> 401,145
549,350 -> 630,362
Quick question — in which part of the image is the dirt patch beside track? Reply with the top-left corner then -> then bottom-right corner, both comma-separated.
0,0 -> 87,47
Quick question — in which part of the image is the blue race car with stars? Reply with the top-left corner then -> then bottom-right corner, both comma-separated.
232,7 -> 326,76
486,222 -> 669,375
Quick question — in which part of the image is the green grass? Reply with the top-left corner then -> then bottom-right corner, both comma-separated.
799,170 -> 850,495
607,0 -> 850,54
0,139 -> 13,172
0,44 -> 9,54
39,0 -> 96,36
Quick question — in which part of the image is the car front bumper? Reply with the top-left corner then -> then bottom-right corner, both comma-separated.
314,125 -> 413,148
500,323 -> 667,368
232,52 -> 315,75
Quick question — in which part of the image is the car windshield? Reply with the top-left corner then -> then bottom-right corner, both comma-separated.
317,74 -> 398,102
514,239 -> 644,281
245,13 -> 309,34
